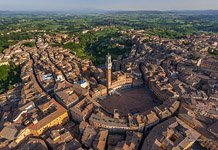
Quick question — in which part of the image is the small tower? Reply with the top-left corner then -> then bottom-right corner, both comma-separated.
106,53 -> 112,90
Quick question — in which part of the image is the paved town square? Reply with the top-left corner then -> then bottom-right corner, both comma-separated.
100,88 -> 159,116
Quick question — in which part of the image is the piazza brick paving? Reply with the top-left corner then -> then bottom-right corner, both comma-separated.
99,88 -> 160,116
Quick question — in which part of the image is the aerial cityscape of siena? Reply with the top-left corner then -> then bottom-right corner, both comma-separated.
0,0 -> 218,150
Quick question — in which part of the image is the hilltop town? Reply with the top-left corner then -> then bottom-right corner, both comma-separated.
0,28 -> 218,150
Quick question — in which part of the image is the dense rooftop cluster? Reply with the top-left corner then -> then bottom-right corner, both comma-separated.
0,28 -> 217,150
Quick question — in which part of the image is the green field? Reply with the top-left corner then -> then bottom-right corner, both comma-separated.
0,63 -> 21,93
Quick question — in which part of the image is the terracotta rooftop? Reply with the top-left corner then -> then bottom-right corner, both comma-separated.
28,99 -> 67,131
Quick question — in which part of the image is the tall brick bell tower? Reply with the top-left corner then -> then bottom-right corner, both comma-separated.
106,53 -> 112,91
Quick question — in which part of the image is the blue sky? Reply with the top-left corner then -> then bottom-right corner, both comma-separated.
0,0 -> 218,11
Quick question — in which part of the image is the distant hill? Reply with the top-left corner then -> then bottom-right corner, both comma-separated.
1,10 -> 218,16
109,10 -> 218,15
